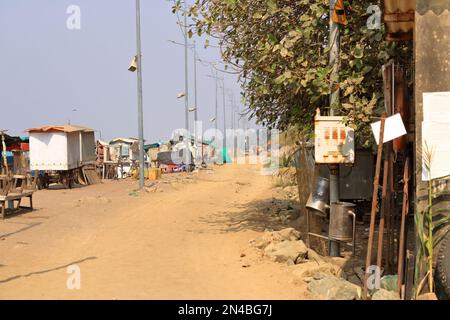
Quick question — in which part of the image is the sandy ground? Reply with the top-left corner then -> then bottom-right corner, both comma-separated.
0,164 -> 311,300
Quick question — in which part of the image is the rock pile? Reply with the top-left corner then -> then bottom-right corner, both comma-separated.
250,228 -> 403,300
250,228 -> 364,300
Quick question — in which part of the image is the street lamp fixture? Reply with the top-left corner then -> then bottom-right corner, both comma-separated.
128,55 -> 138,72
177,92 -> 186,99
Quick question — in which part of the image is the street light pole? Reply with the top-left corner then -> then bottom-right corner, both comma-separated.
135,0 -> 145,189
222,81 -> 227,164
184,0 -> 189,134
193,40 -> 199,164
207,69 -> 221,143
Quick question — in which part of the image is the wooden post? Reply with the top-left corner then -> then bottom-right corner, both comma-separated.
398,157 -> 410,298
364,113 -> 387,300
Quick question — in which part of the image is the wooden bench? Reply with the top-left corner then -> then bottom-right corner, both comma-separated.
0,174 -> 36,219
0,191 -> 34,219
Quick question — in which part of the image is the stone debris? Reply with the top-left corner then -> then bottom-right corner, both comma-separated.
250,227 -> 367,301
371,289 -> 401,300
250,228 -> 301,249
380,275 -> 399,292
264,240 -> 308,264
307,273 -> 362,300
292,261 -> 343,284
283,186 -> 299,201
305,248 -> 326,264
344,266 -> 365,286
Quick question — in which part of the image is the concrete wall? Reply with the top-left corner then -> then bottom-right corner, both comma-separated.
415,2 -> 450,216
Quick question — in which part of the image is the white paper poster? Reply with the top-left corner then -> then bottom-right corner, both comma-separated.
371,113 -> 407,145
423,92 -> 450,123
422,122 -> 450,181
422,92 -> 450,181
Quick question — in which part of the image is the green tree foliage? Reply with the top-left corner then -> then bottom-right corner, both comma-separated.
173,0 -> 410,146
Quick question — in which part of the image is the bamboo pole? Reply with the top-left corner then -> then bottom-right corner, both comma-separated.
376,149 -> 389,269
398,157 -> 410,298
364,113 -> 387,300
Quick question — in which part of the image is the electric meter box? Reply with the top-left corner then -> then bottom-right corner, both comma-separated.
314,109 -> 355,164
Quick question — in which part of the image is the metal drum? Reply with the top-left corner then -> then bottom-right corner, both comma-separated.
329,202 -> 356,242
306,177 -> 330,217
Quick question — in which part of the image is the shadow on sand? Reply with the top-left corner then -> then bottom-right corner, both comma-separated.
0,256 -> 97,284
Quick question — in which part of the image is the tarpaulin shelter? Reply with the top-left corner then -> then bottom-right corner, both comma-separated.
219,147 -> 231,164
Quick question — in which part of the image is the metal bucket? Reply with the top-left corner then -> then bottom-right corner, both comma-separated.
306,177 -> 330,217
329,202 -> 356,242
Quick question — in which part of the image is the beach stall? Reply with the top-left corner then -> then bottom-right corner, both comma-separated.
26,125 -> 96,189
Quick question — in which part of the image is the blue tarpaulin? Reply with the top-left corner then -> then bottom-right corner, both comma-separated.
220,148 -> 231,163
0,151 -> 14,169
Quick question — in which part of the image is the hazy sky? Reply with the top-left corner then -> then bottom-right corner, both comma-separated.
0,0 -> 247,142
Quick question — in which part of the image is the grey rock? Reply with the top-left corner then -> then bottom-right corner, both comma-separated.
292,261 -> 343,284
307,273 -> 362,300
380,275 -> 399,292
371,289 -> 400,300
264,240 -> 308,264
306,248 -> 326,264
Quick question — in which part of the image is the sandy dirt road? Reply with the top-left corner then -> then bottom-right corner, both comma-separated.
0,165 -> 309,299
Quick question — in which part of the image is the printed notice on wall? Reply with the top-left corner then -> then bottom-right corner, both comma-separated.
422,92 -> 450,181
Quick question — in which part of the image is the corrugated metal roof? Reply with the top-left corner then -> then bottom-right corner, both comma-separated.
26,124 -> 94,133
97,140 -> 110,146
109,137 -> 138,144
417,0 -> 450,15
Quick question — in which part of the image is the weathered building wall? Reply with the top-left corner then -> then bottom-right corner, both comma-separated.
415,1 -> 450,228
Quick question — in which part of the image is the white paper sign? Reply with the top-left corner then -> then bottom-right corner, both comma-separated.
371,113 -> 407,145
422,122 -> 450,181
423,92 -> 450,123
422,92 -> 450,181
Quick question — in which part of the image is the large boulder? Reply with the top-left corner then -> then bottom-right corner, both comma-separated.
264,240 -> 308,264
292,262 -> 343,284
250,228 -> 301,249
307,273 -> 362,300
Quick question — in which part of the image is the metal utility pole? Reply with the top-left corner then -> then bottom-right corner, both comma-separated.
184,0 -> 189,134
222,81 -> 227,164
214,71 -> 219,143
207,69 -> 221,142
135,0 -> 145,189
193,40 -> 199,163
230,97 -> 235,131
329,0 -> 341,257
